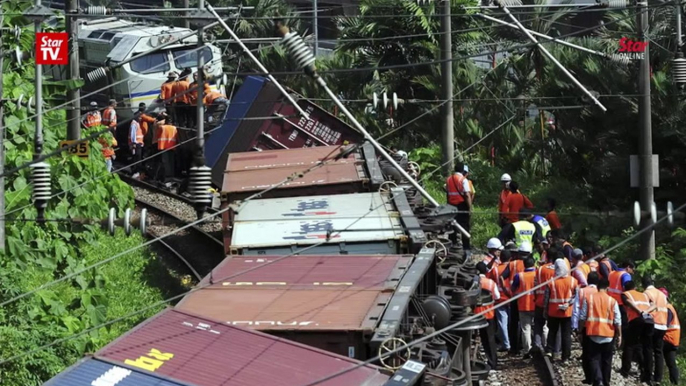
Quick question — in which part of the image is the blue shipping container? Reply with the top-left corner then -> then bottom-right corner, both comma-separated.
44,357 -> 189,386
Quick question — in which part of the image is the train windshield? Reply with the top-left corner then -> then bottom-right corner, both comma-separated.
130,51 -> 170,74
172,46 -> 213,69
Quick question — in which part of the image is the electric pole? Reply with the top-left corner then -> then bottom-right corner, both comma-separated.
313,0 -> 318,56
183,0 -> 190,28
440,0 -> 454,175
66,0 -> 81,140
638,0 -> 655,260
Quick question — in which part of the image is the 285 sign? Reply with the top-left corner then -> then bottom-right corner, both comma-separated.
35,33 -> 68,65
59,140 -> 89,158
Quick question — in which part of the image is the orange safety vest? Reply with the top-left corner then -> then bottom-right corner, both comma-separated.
584,292 -> 617,338
204,90 -> 226,105
139,114 -> 156,136
474,276 -> 497,320
516,270 -> 536,312
156,124 -> 178,150
98,136 -> 117,159
598,260 -> 613,279
607,270 -> 627,305
579,285 -> 598,308
172,80 -> 190,104
623,290 -> 651,322
535,264 -> 555,308
645,287 -> 669,326
83,111 -> 102,128
102,107 -> 117,128
161,81 -> 175,103
665,304 -> 681,347
446,173 -> 467,206
547,276 -> 577,318
188,82 -> 212,105
129,120 -> 144,146
508,260 -> 525,286
488,263 -> 511,302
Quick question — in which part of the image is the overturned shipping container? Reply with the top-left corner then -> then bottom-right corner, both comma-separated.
226,191 -> 425,255
89,309 -> 390,386
175,251 -> 437,361
44,357 -> 189,386
205,76 -> 364,186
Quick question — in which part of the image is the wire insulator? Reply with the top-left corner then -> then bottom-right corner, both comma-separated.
87,67 -> 108,82
281,31 -> 316,71
188,166 -> 212,206
605,0 -> 627,8
497,0 -> 523,7
86,6 -> 109,15
31,162 -> 51,209
672,57 -> 686,85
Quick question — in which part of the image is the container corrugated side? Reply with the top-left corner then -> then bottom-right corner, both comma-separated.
44,357 -> 189,386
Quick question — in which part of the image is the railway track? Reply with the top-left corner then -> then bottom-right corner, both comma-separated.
483,349 -> 558,386
121,174 -> 226,279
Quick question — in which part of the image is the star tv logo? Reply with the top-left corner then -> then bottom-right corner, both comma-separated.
35,33 -> 68,65
617,37 -> 648,61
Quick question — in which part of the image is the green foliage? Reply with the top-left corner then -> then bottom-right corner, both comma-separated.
0,6 -> 179,385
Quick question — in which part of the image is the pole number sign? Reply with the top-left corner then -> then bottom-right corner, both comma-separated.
59,140 -> 89,157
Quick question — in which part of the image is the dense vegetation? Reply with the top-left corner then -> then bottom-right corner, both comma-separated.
2,0 -> 686,383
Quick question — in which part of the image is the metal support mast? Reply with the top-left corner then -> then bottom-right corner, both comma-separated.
313,0 -> 318,57
0,26 -> 5,252
638,0 -> 655,260
66,0 -> 81,140
189,0 -> 212,219
440,0 -> 454,175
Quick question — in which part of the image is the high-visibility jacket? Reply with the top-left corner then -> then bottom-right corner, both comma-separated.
156,124 -> 179,150
577,263 -> 591,280
172,80 -> 190,104
598,260 -> 613,279
645,287 -> 669,327
665,304 -> 681,347
204,90 -> 226,105
547,276 -> 578,318
102,107 -> 117,128
535,263 -> 556,308
161,81 -> 175,103
138,113 -> 156,136
474,276 -> 497,320
608,270 -> 627,305
516,270 -> 536,311
532,215 -> 551,237
188,82 -> 212,105
488,263 -> 511,302
83,111 -> 102,128
623,290 -> 651,322
129,120 -> 144,146
446,173 -> 467,206
508,259 -> 525,287
579,286 -> 598,309
98,135 -> 117,159
512,220 -> 536,248
584,292 -> 617,338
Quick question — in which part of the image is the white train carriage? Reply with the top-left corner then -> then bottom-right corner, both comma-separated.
51,18 -> 224,121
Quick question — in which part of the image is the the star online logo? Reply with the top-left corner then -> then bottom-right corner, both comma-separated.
35,33 -> 68,65
617,37 -> 648,60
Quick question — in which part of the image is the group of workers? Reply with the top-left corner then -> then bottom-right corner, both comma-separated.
446,168 -> 681,386
82,67 -> 230,180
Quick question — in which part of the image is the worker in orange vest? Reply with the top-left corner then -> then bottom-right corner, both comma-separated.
659,288 -> 680,385
204,89 -> 231,123
544,259 -> 578,361
135,103 -> 157,151
476,262 -> 499,370
512,256 -> 537,358
579,277 -> 622,386
545,197 -> 562,231
129,114 -> 145,179
607,261 -> 634,325
488,249 -> 512,352
97,131 -> 117,172
571,248 -> 589,287
597,253 -> 617,280
503,181 -> 534,225
620,280 -> 653,381
102,99 -> 117,131
172,68 -> 191,128
154,114 -> 179,182
82,101 -> 102,128
534,250 -> 556,349
498,173 -> 512,227
643,276 -> 669,384
188,71 -> 212,127
160,71 -> 177,118
573,272 -> 599,385
445,162 -> 472,250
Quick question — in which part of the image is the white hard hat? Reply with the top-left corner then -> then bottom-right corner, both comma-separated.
396,150 -> 408,159
518,241 -> 533,253
487,238 -> 503,250
90,101 -> 98,107
500,173 -> 512,182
